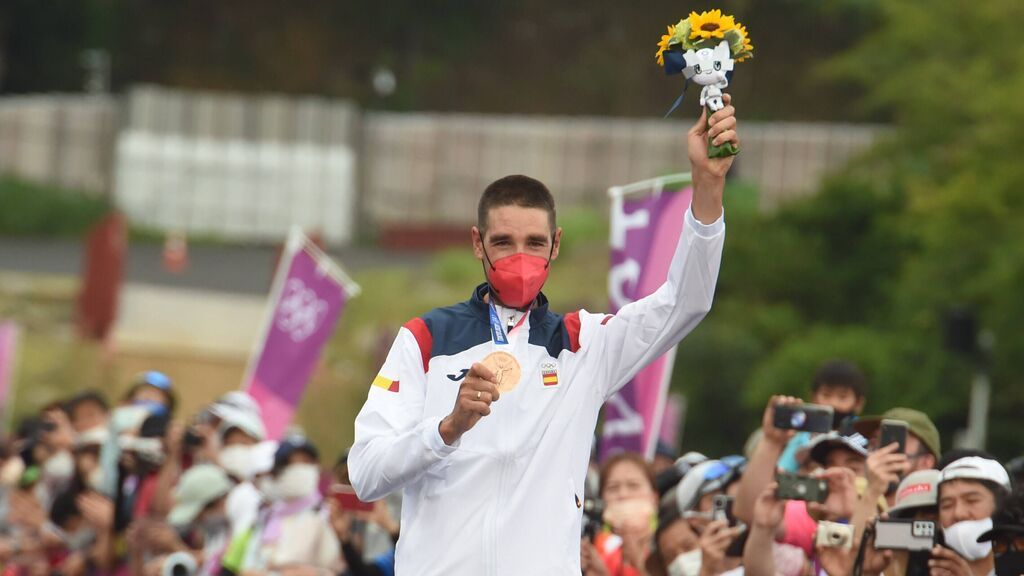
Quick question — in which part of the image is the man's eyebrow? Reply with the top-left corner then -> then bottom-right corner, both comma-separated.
526,234 -> 550,243
488,233 -> 512,243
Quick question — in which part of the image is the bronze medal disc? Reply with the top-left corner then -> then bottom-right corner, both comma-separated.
481,351 -> 522,393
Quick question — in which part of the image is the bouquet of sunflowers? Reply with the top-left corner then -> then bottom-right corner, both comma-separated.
655,9 -> 753,157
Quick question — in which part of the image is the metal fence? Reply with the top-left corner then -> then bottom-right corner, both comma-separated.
1,88 -> 886,244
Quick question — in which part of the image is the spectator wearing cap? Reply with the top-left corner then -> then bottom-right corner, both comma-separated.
934,456 -> 1012,576
977,488 -> 1024,576
158,464 -> 235,575
854,407 -> 941,474
802,431 -> 870,476
585,453 -> 659,576
123,371 -> 177,416
216,409 -> 266,482
231,435 -> 340,573
776,360 -> 868,474
874,469 -> 940,576
665,457 -> 748,576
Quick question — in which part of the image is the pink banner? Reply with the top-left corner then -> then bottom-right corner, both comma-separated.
0,321 -> 21,431
243,232 -> 357,439
602,184 -> 692,459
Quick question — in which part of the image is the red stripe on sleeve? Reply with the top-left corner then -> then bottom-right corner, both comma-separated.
403,317 -> 433,372
564,311 -> 582,353
600,314 -> 614,325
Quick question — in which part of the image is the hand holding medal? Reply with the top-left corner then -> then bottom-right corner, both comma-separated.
656,9 -> 753,158
439,361 -> 503,445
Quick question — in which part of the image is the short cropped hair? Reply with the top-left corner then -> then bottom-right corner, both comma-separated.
811,359 -> 867,399
477,175 -> 556,235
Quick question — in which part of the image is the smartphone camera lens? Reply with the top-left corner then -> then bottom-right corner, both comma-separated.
790,410 -> 807,429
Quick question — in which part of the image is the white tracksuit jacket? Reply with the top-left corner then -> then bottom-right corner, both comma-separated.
350,208 -> 725,575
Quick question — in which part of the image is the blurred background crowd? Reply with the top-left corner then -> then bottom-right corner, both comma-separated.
3,361 -> 1024,575
2,0 -> 1023,574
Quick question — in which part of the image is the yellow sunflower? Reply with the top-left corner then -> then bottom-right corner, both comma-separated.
736,24 -> 754,53
655,24 -> 676,66
687,9 -> 736,41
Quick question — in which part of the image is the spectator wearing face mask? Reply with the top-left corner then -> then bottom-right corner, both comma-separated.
216,410 -> 268,543
122,371 -> 177,416
934,456 -> 1012,576
227,435 -> 341,574
776,360 -> 868,474
583,452 -> 660,576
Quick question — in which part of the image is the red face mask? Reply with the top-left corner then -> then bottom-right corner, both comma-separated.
483,251 -> 551,309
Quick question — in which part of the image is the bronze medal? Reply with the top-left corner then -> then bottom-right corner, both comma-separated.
481,351 -> 522,393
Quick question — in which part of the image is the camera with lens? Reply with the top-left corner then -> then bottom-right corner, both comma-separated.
815,521 -> 854,550
775,472 -> 829,503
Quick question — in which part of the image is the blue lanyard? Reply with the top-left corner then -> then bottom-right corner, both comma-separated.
488,301 -> 510,346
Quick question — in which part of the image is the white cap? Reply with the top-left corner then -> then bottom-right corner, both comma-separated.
940,456 -> 1011,493
210,391 -> 261,420
217,408 -> 266,442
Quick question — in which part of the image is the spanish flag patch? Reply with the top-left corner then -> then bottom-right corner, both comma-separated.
541,362 -> 558,387
372,374 -> 400,393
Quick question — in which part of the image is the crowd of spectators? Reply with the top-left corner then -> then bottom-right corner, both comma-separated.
2,359 -> 1022,575
581,360 -> 1024,576
0,372 -> 398,576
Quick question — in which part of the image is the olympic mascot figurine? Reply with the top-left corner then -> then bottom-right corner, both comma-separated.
656,9 -> 753,158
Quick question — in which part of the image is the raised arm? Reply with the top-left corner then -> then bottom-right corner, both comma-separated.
579,98 -> 739,398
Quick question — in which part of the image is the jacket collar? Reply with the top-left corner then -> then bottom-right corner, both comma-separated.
470,283 -> 550,325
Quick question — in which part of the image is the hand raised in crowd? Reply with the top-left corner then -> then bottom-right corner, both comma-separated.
865,442 -> 909,497
762,395 -> 802,447
807,467 -> 858,521
8,488 -> 47,531
439,362 -> 500,445
751,482 -> 785,532
928,544 -> 973,576
76,491 -> 114,531
698,519 -> 745,576
580,537 -> 610,576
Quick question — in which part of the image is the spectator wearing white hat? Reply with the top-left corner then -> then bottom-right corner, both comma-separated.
933,456 -> 1012,576
134,464 -> 234,576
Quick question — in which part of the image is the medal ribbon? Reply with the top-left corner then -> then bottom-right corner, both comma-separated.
488,300 -> 510,346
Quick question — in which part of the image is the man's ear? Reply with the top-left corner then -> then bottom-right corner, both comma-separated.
471,226 -> 485,261
550,227 -> 563,261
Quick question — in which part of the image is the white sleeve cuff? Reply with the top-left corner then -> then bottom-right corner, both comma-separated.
686,207 -> 725,239
422,416 -> 459,457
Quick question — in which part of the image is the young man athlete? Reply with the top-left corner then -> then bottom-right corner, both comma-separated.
350,97 -> 739,575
